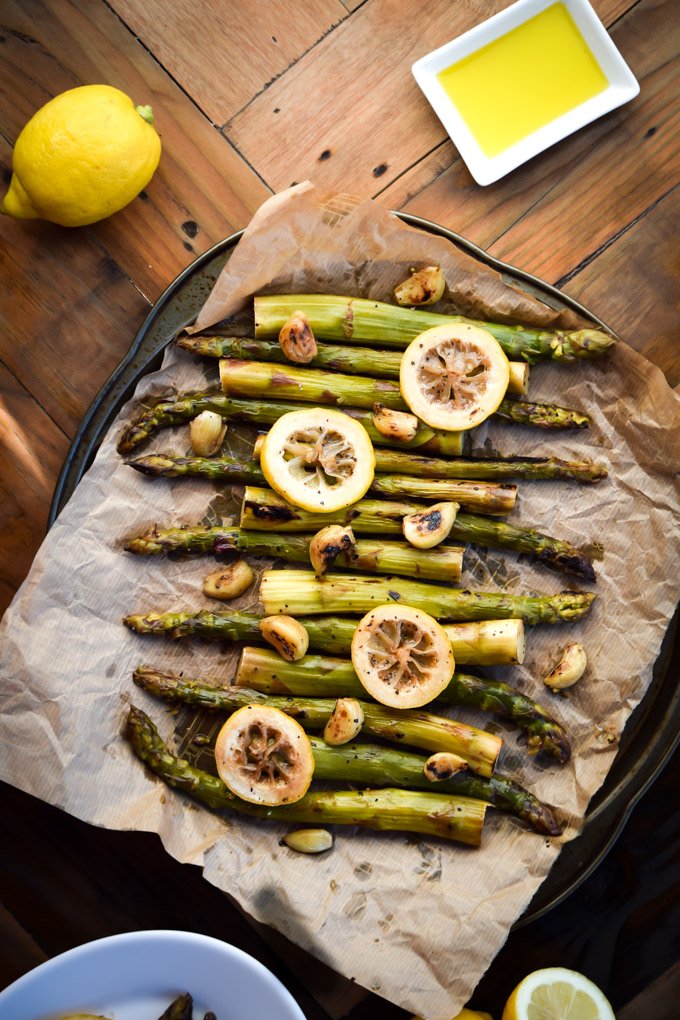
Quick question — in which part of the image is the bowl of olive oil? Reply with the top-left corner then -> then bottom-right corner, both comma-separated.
412,0 -> 639,185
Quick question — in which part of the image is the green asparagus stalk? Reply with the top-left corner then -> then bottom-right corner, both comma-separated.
126,452 -> 517,516
249,431 -> 606,483
240,487 -> 597,581
370,474 -> 516,515
179,333 -> 530,397
219,360 -> 590,429
237,647 -> 570,762
260,569 -> 597,624
123,610 -> 525,665
307,738 -> 561,835
125,525 -> 464,582
126,705 -> 487,845
133,667 -> 502,776
253,294 -> 615,363
117,392 -> 463,456
371,448 -> 606,483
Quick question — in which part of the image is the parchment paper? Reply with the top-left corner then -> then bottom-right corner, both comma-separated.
1,183 -> 679,1019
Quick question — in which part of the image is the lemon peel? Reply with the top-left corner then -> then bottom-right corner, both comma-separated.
2,84 -> 161,226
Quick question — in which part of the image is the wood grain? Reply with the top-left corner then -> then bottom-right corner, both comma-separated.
0,0 -> 270,302
0,360 -> 69,614
382,0 -> 678,282
563,186 -> 680,386
108,0 -> 348,124
487,0 -> 679,283
226,0 -> 637,197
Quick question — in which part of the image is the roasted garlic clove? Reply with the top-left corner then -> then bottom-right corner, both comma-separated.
279,310 -> 318,364
282,828 -> 334,854
309,524 -> 355,576
323,698 -> 364,745
544,642 -> 587,692
259,614 -> 309,661
372,403 -> 419,443
402,501 -> 459,549
423,751 -> 468,781
252,432 -> 267,461
190,410 -> 227,456
394,265 -> 446,306
203,560 -> 254,600
507,360 -> 530,396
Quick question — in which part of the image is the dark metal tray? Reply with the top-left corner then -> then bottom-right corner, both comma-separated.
48,213 -> 680,927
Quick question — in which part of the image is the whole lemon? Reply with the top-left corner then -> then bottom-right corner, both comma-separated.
2,84 -> 161,227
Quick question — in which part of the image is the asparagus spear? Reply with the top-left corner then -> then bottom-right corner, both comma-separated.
308,738 -> 561,835
116,392 -> 463,456
126,705 -> 487,845
253,294 -> 615,363
178,333 -> 530,396
126,452 -> 517,516
124,610 -> 525,665
240,487 -> 597,581
125,525 -> 464,582
218,360 -> 590,429
236,647 -> 570,762
363,448 -> 606,484
133,667 -> 502,776
260,569 -> 597,624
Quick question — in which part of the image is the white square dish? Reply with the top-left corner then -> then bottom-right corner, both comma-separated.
412,0 -> 639,186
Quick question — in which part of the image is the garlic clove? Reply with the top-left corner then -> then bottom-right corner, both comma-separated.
281,828 -> 333,854
544,642 -> 587,691
190,410 -> 227,456
259,614 -> 309,661
203,560 -> 254,600
309,525 -> 355,576
394,265 -> 446,306
372,403 -> 419,443
402,502 -> 459,549
323,698 -> 364,746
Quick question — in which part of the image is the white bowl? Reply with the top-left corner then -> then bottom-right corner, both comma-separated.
412,0 -> 639,185
0,930 -> 307,1020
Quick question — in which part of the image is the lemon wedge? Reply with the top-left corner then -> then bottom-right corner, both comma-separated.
502,967 -> 615,1020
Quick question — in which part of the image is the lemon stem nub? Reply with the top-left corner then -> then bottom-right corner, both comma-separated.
135,104 -> 155,125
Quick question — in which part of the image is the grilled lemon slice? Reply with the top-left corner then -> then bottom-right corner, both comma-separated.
214,704 -> 314,806
260,407 -> 375,512
351,603 -> 454,709
400,323 -> 509,431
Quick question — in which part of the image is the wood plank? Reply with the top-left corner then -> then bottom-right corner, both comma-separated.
487,0 -> 680,283
0,360 -> 69,615
562,186 -> 680,386
226,0 -> 636,196
0,900 -> 47,989
108,0 -> 348,124
0,0 -> 270,302
0,137 -> 151,440
382,0 -> 677,276
618,962 -> 680,1020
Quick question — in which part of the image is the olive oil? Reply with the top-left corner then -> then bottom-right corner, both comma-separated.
436,3 -> 609,157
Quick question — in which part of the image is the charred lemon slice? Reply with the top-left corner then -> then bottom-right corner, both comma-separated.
214,704 -> 314,805
400,323 -> 510,431
260,407 -> 375,512
351,604 -> 454,709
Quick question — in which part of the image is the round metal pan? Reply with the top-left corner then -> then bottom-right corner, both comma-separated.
48,214 -> 680,926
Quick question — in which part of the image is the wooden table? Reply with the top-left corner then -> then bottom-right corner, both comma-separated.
1,1 -> 678,1016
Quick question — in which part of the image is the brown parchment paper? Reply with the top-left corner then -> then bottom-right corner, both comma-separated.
1,183 -> 679,1019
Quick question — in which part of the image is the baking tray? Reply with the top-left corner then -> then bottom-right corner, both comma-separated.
48,213 -> 680,927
